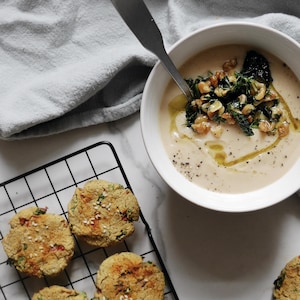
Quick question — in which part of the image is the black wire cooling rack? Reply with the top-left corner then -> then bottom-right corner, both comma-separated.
0,141 -> 179,300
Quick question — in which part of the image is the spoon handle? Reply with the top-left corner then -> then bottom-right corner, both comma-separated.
111,0 -> 193,101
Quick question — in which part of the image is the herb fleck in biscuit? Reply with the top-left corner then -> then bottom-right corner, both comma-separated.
68,179 -> 140,247
94,252 -> 165,300
31,285 -> 88,300
273,255 -> 300,299
2,207 -> 74,278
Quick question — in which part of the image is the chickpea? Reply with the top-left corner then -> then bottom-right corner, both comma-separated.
209,75 -> 218,88
221,112 -> 236,125
215,71 -> 226,81
194,115 -> 209,124
277,122 -> 290,138
251,80 -> 266,100
214,87 -> 229,97
222,58 -> 237,72
242,104 -> 255,115
192,99 -> 203,108
198,81 -> 211,94
238,94 -> 247,105
192,121 -> 211,134
258,120 -> 275,133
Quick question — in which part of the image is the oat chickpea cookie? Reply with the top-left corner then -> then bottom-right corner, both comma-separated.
273,255 -> 300,299
2,207 -> 74,278
68,179 -> 140,247
94,252 -> 165,300
32,285 -> 88,300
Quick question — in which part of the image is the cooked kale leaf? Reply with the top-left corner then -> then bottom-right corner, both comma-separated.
273,272 -> 285,290
230,110 -> 254,136
241,50 -> 273,87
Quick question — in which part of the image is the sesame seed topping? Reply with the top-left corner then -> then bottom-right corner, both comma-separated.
119,295 -> 132,300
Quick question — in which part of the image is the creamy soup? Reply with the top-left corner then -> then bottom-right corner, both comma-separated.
160,45 -> 300,193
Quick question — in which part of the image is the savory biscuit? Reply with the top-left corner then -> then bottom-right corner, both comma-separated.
68,179 -> 140,247
94,252 -> 165,300
273,255 -> 300,300
31,285 -> 88,300
2,207 -> 74,277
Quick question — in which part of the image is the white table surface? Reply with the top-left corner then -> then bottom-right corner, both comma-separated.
1,111 -> 300,300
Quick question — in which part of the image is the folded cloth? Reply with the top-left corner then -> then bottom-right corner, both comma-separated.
0,0 -> 299,139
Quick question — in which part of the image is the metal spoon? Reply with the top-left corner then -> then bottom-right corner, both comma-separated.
111,0 -> 193,101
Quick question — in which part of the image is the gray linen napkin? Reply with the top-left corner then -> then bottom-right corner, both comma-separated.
0,0 -> 299,139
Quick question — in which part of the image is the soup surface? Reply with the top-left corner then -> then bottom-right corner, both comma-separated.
160,45 -> 300,193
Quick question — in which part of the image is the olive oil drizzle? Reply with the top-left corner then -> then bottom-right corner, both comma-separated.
168,86 -> 300,167
206,138 -> 281,167
168,94 -> 187,134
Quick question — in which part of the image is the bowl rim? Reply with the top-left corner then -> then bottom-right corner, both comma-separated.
140,21 -> 300,212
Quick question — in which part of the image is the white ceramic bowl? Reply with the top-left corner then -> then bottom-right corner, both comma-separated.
140,22 -> 300,212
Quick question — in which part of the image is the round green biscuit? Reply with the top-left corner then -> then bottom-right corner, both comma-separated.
2,207 -> 74,277
94,252 -> 165,300
68,179 -> 140,247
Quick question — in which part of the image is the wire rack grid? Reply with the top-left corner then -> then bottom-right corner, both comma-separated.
0,141 -> 178,300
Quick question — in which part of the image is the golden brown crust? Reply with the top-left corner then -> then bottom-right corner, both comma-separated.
273,255 -> 300,300
2,207 -> 74,278
68,179 -> 140,247
94,252 -> 165,300
31,285 -> 88,300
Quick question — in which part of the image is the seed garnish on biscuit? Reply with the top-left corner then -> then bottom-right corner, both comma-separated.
2,207 -> 74,277
94,252 -> 165,300
68,179 -> 140,247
